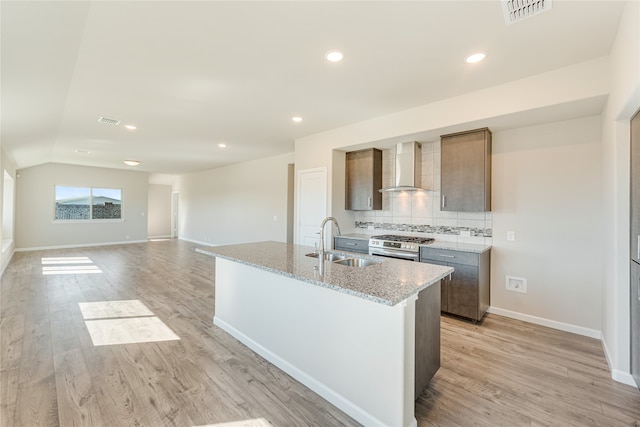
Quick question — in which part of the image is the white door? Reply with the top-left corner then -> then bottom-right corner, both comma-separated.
171,192 -> 179,238
296,167 -> 327,248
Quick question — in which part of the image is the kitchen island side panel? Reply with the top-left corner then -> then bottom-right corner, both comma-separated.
213,258 -> 418,427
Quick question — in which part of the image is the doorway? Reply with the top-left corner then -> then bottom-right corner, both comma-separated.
171,191 -> 179,239
295,167 -> 327,247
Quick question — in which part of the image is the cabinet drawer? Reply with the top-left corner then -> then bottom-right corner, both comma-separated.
420,247 -> 478,266
334,237 -> 369,254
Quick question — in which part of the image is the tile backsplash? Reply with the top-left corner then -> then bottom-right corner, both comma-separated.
353,141 -> 492,245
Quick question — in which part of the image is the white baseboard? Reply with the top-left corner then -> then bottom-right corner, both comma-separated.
178,236 -> 218,247
213,316 -> 386,427
15,240 -> 148,252
612,369 -> 637,387
148,235 -> 172,239
488,306 -> 602,339
1,248 -> 15,278
602,336 -> 638,388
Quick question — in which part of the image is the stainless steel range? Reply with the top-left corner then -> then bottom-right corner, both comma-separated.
368,234 -> 434,261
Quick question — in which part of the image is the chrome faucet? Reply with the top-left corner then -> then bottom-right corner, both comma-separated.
318,216 -> 341,254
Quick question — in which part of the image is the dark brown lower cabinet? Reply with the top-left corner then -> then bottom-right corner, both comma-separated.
420,247 -> 490,322
414,281 -> 440,399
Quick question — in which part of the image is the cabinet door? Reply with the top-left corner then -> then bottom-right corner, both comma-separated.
447,263 -> 479,320
345,149 -> 382,211
631,110 -> 640,263
421,259 -> 450,312
441,128 -> 491,212
632,261 -> 640,388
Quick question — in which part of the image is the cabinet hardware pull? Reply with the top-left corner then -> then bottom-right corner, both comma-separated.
368,196 -> 372,208
442,195 -> 446,208
637,235 -> 639,260
345,242 -> 357,246
438,254 -> 455,258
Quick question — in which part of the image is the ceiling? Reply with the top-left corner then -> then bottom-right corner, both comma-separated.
1,1 -> 625,176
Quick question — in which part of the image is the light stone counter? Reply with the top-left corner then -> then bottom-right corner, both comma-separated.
196,240 -> 452,306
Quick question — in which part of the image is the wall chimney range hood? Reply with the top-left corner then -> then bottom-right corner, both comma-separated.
379,141 -> 430,192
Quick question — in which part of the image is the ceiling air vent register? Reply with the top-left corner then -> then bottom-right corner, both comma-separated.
502,0 -> 552,25
98,117 -> 121,125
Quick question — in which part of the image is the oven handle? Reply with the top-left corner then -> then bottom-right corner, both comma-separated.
369,248 -> 420,261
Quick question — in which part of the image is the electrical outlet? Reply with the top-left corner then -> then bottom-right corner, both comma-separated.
506,275 -> 527,293
507,231 -> 516,241
460,230 -> 471,237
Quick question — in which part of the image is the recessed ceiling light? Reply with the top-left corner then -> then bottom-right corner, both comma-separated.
75,149 -> 90,154
292,116 -> 303,123
218,143 -> 227,148
123,160 -> 140,166
125,125 -> 137,130
465,52 -> 486,63
325,50 -> 344,62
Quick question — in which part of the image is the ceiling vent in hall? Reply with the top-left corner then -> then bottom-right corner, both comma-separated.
98,116 -> 121,125
502,0 -> 552,25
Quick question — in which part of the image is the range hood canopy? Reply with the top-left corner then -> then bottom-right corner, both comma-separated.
379,141 -> 431,192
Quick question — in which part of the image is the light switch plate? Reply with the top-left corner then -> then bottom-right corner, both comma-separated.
507,231 -> 516,241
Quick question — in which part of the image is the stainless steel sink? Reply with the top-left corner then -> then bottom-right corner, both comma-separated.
332,257 -> 381,268
305,252 -> 348,262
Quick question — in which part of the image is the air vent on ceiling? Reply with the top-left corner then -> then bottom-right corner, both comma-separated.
502,0 -> 552,25
98,116 -> 121,125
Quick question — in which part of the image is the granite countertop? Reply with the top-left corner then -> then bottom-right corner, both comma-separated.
337,233 -> 491,254
196,241 -> 453,307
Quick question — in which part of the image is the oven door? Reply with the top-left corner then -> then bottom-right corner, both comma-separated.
369,246 -> 419,262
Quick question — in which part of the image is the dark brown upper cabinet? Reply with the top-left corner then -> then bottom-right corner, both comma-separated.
440,128 -> 492,212
345,148 -> 382,211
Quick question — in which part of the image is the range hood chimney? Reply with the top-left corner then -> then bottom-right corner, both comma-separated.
379,141 -> 429,192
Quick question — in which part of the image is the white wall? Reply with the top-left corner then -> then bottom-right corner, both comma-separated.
295,58 -> 609,243
15,163 -> 149,249
294,58 -> 611,349
175,152 -> 294,245
147,184 -> 172,238
491,117 -> 603,332
601,0 -> 640,383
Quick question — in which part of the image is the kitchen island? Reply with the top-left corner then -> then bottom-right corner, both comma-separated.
197,241 -> 452,427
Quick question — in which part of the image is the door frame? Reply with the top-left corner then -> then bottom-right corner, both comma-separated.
171,191 -> 179,239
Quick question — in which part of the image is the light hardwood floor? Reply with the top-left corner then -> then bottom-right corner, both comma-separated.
1,240 -> 638,426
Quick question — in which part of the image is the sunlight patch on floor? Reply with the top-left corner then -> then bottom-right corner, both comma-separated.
85,316 -> 180,346
79,299 -> 179,346
41,256 -> 103,275
41,256 -> 93,264
79,299 -> 154,319
193,418 -> 271,427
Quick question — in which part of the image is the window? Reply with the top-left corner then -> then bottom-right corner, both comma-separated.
55,186 -> 122,221
91,188 -> 122,219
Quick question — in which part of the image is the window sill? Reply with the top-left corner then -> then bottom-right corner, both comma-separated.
52,219 -> 125,224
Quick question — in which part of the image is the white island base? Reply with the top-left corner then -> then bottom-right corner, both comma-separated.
214,258 -> 432,427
